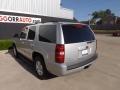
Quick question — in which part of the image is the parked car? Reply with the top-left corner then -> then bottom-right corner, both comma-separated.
12,22 -> 98,78
113,31 -> 120,37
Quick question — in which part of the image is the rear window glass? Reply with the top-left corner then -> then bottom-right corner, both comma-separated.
62,24 -> 95,44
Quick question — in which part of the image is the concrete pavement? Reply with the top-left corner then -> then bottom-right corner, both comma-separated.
0,34 -> 120,90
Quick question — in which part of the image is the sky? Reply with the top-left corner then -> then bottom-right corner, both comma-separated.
62,0 -> 120,21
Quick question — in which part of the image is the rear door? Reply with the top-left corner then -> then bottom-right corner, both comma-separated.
62,24 -> 96,65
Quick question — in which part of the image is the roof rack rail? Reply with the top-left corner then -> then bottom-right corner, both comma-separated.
34,20 -> 41,24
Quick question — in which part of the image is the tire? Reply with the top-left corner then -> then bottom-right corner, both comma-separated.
13,45 -> 18,58
84,64 -> 92,69
34,56 -> 48,79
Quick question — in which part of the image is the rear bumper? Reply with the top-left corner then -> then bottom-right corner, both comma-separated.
47,53 -> 98,76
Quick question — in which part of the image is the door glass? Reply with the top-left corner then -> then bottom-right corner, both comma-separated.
20,32 -> 27,39
27,26 -> 36,40
20,27 -> 28,40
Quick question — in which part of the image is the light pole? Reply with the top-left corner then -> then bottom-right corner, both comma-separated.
88,14 -> 91,26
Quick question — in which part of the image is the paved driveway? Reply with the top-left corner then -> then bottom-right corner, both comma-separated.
0,34 -> 120,90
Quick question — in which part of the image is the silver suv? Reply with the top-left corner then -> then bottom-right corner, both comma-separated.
12,22 -> 98,78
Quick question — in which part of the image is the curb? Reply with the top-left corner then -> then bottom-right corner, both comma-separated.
0,50 -> 8,53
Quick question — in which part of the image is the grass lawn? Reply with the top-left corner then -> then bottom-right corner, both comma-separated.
0,40 -> 13,50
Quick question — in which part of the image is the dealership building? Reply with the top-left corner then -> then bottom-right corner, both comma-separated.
0,0 -> 75,39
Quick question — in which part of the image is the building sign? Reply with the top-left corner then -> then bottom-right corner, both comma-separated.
0,15 -> 41,24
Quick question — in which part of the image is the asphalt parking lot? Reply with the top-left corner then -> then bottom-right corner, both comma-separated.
0,34 -> 120,90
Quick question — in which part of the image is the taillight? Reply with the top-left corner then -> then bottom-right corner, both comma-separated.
55,44 -> 64,63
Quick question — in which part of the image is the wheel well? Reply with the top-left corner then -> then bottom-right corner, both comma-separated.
32,52 -> 49,76
11,43 -> 16,49
32,52 -> 44,62
12,43 -> 16,47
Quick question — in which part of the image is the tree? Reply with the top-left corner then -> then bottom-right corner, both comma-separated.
92,9 -> 114,19
106,9 -> 112,15
91,9 -> 115,24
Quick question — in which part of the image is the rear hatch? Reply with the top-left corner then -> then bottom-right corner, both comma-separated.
62,24 -> 96,65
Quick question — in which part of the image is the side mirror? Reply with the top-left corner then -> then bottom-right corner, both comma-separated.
13,34 -> 19,38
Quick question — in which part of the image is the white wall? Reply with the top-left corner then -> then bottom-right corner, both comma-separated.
0,0 -> 73,19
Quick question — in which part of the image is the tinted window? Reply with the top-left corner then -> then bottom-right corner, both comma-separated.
20,27 -> 28,39
39,25 -> 56,43
20,32 -> 27,39
27,26 -> 36,40
62,24 -> 95,44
